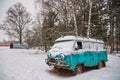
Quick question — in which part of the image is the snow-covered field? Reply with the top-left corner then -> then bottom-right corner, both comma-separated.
0,47 -> 120,80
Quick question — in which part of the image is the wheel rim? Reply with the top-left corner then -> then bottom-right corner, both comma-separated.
76,65 -> 82,74
99,62 -> 103,68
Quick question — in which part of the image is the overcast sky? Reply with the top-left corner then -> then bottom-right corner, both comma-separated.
0,0 -> 36,42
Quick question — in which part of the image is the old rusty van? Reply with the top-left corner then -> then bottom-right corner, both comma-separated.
46,35 -> 108,75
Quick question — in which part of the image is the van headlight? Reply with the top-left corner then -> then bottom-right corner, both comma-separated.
60,53 -> 65,60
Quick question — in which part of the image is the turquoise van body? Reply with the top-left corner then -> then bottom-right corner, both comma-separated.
46,36 -> 108,75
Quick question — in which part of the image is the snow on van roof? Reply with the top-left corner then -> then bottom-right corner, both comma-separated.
55,35 -> 104,43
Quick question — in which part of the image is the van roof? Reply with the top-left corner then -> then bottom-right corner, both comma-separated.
55,35 -> 104,43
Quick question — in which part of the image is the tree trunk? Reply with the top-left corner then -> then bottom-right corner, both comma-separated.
20,30 -> 22,44
87,0 -> 93,38
73,13 -> 78,37
72,1 -> 78,37
44,44 -> 47,52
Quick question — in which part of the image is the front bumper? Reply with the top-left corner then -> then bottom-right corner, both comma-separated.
45,59 -> 70,69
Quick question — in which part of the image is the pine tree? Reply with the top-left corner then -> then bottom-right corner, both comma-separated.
90,0 -> 108,42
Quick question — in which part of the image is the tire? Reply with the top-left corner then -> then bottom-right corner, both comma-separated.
98,61 -> 104,69
72,64 -> 83,76
103,61 -> 106,67
72,69 -> 77,76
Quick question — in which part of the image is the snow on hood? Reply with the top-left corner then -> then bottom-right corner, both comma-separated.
48,40 -> 75,57
48,47 -> 73,57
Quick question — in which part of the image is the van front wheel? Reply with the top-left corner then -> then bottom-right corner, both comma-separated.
72,65 -> 83,76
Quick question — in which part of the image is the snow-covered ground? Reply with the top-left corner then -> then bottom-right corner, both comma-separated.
0,47 -> 120,80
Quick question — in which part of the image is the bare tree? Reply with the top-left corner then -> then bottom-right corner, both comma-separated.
35,0 -> 88,36
0,2 -> 31,43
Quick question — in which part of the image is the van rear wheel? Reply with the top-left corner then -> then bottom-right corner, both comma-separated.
103,61 -> 106,67
98,61 -> 104,69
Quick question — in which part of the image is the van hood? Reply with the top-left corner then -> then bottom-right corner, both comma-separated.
48,48 -> 73,57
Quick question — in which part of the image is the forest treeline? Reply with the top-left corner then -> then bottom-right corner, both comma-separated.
0,0 -> 120,53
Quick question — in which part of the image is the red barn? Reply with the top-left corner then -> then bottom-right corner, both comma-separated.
0,43 -> 10,47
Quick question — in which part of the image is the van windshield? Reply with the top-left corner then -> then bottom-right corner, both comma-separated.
52,40 -> 75,51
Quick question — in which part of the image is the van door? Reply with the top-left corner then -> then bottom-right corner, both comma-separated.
73,41 -> 84,65
89,42 -> 99,66
90,51 -> 99,66
84,51 -> 91,66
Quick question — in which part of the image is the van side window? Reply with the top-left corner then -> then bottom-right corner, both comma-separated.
77,42 -> 82,49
